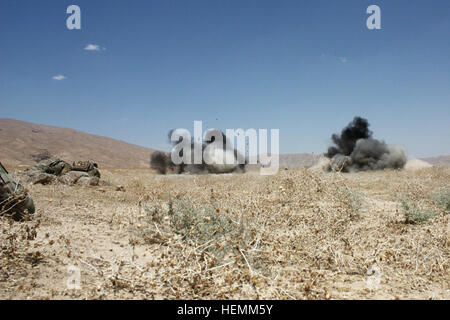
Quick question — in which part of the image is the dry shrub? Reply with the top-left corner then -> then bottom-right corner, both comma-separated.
1,166 -> 448,299
433,189 -> 450,212
128,194 -> 271,298
0,218 -> 41,284
401,199 -> 436,224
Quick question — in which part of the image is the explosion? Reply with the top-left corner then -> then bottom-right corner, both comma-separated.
151,129 -> 246,174
325,117 -> 407,172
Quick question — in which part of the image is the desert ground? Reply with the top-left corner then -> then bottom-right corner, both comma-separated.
1,165 -> 449,300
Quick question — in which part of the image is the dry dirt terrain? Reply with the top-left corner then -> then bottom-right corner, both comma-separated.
1,166 -> 449,300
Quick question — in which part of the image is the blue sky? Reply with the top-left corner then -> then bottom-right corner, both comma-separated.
0,0 -> 449,157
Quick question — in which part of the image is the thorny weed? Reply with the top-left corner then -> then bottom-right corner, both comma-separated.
433,189 -> 450,213
400,199 -> 436,224
132,194 -> 269,274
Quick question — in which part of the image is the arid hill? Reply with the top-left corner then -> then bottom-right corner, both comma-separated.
0,118 -> 156,168
1,118 -> 448,169
421,155 -> 450,166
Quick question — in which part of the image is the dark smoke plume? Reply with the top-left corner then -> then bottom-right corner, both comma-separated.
325,117 -> 407,172
326,117 -> 372,158
150,151 -> 175,174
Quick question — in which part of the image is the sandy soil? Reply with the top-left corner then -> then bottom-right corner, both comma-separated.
1,166 -> 449,300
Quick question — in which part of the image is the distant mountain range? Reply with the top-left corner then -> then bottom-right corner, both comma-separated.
1,118 -> 448,169
420,155 -> 450,166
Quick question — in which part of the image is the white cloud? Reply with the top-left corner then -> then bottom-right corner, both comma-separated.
320,53 -> 348,63
84,44 -> 101,51
52,75 -> 67,81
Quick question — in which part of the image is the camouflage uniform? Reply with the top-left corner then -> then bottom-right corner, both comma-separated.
0,162 -> 35,221
72,160 -> 100,178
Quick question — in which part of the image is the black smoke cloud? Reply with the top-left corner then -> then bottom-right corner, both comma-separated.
150,151 -> 175,174
325,117 -> 407,172
150,129 -> 246,174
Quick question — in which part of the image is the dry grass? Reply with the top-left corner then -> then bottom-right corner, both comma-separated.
0,166 -> 449,299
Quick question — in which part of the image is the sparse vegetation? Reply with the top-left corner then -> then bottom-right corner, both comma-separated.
0,166 -> 449,299
0,217 -> 40,283
338,187 -> 363,220
132,195 -> 269,278
401,200 -> 436,224
433,189 -> 450,213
